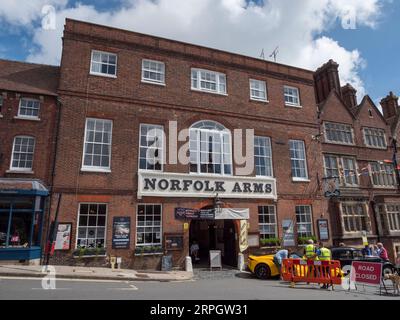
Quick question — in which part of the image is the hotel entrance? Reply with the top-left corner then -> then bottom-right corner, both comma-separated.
189,219 -> 237,268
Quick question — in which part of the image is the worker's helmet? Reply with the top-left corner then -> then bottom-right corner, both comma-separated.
307,239 -> 314,244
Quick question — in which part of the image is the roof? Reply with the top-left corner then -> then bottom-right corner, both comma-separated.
0,178 -> 49,196
64,19 -> 314,83
0,59 -> 59,97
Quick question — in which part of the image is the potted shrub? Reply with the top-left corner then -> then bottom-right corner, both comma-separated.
297,236 -> 317,245
260,238 -> 281,247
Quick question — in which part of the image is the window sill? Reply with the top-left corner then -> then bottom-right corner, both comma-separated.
191,88 -> 228,97
365,146 -> 388,150
73,254 -> 107,259
89,72 -> 117,79
323,141 -> 355,146
80,168 -> 111,173
134,252 -> 164,257
250,98 -> 269,104
141,79 -> 166,86
285,104 -> 302,108
6,170 -> 34,174
292,178 -> 310,183
14,116 -> 41,121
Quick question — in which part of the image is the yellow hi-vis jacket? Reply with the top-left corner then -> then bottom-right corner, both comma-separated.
318,247 -> 331,261
305,244 -> 316,259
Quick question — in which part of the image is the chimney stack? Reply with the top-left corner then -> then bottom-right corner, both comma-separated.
314,59 -> 341,104
380,92 -> 399,120
341,83 -> 358,110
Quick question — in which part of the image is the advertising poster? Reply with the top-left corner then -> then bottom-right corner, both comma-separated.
317,219 -> 330,241
282,219 -> 295,247
54,223 -> 72,250
112,217 -> 131,249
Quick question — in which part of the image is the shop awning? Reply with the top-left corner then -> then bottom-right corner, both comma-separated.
0,178 -> 49,196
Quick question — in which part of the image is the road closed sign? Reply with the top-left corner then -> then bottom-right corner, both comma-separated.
351,261 -> 382,286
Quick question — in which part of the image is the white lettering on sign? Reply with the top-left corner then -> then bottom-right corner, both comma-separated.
138,171 -> 277,199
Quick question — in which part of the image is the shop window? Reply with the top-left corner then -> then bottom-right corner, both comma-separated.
90,50 -> 117,77
250,79 -> 267,102
289,140 -> 308,181
254,136 -> 273,177
82,118 -> 113,171
142,59 -> 165,85
136,204 -> 162,246
295,205 -> 313,238
77,203 -> 107,248
139,124 -> 164,171
341,202 -> 370,233
18,98 -> 40,118
10,136 -> 35,171
189,120 -> 232,175
258,206 -> 277,239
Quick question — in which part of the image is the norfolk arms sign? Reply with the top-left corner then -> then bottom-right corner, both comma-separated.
138,171 -> 277,199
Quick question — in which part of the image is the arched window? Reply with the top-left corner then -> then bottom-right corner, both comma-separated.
189,120 -> 232,175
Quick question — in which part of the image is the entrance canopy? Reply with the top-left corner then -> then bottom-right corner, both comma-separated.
0,178 -> 49,196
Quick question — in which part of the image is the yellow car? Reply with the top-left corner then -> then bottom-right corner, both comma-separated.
248,253 -> 302,279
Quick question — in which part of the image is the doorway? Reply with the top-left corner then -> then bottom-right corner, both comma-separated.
189,219 -> 237,268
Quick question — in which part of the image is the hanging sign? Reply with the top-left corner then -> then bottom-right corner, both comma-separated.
175,208 -> 215,220
112,217 -> 131,249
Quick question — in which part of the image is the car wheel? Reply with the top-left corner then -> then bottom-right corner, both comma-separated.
383,266 -> 394,276
255,264 -> 271,280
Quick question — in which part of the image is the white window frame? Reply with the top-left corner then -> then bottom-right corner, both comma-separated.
258,206 -> 278,240
363,127 -> 387,149
284,85 -> 301,107
76,203 -> 108,249
10,136 -> 35,172
81,118 -> 113,173
295,205 -> 314,238
249,79 -> 268,102
340,202 -> 371,234
17,98 -> 40,119
289,140 -> 309,181
254,136 -> 273,177
369,162 -> 396,188
191,68 -> 227,95
90,50 -> 117,78
324,122 -> 355,145
324,155 -> 359,187
141,59 -> 165,85
189,121 -> 233,176
138,124 -> 165,172
385,205 -> 400,232
135,204 -> 163,247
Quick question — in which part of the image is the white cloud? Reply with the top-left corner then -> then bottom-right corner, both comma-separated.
0,0 -> 386,97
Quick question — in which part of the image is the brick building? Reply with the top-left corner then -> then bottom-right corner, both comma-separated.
48,19 -> 327,269
316,60 -> 400,262
0,60 -> 59,263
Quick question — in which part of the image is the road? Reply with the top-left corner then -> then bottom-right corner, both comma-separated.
0,269 -> 399,300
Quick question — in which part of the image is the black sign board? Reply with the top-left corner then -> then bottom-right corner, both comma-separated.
112,217 -> 131,249
165,233 -> 184,251
175,207 -> 215,220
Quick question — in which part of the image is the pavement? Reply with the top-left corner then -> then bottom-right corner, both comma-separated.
0,264 -> 193,282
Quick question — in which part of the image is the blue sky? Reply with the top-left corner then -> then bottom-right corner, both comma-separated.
0,0 -> 398,104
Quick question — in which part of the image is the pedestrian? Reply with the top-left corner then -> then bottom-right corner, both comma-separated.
190,240 -> 200,262
377,242 -> 389,261
317,242 -> 332,289
273,248 -> 289,273
371,244 -> 379,257
362,244 -> 372,256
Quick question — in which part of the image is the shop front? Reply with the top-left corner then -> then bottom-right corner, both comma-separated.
0,179 -> 48,263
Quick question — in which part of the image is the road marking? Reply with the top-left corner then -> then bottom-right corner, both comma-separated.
31,288 -> 71,290
107,284 -> 138,291
0,276 -> 132,284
